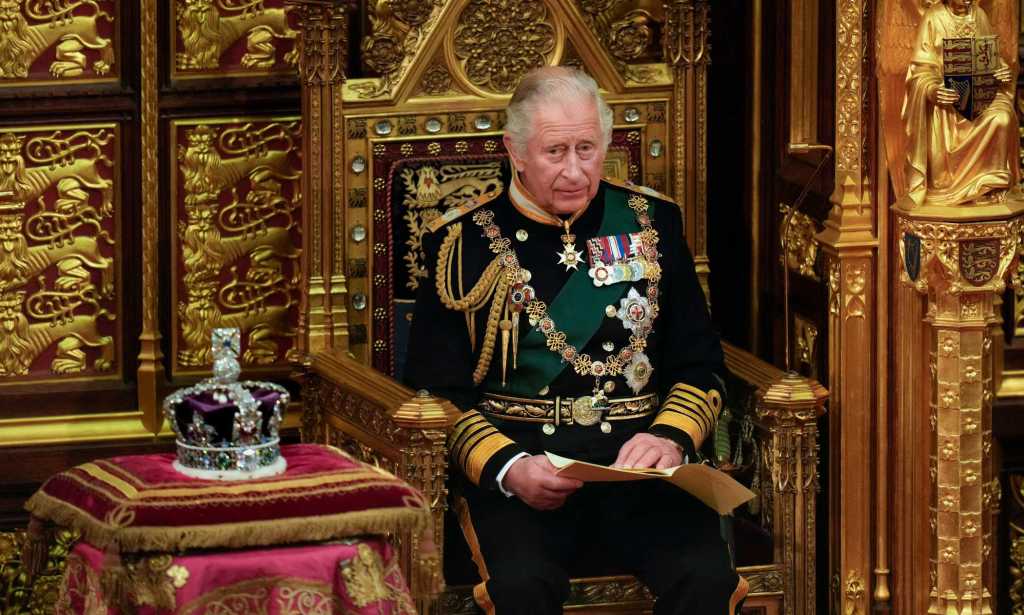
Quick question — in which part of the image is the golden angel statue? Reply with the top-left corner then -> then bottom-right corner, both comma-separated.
879,0 -> 1019,210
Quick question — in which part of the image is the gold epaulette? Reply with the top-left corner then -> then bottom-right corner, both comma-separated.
601,176 -> 678,205
425,189 -> 503,234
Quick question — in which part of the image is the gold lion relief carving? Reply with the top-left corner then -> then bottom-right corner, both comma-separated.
175,0 -> 298,72
175,121 -> 301,369
0,129 -> 117,379
0,0 -> 115,81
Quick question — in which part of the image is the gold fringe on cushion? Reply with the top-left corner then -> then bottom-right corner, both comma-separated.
24,490 -> 428,555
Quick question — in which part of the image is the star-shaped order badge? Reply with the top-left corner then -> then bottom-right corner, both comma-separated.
617,287 -> 652,332
624,351 -> 653,393
557,244 -> 584,271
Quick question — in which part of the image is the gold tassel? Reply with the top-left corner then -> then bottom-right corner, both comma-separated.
22,515 -> 52,581
500,319 -> 511,387
100,549 -> 131,613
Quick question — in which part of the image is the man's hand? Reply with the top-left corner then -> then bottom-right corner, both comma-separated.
503,455 -> 583,511
994,64 -> 1013,84
612,433 -> 683,470
928,84 -> 960,107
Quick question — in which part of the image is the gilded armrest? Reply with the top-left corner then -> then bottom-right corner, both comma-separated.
299,349 -> 461,605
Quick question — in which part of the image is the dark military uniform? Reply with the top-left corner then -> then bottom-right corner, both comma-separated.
405,173 -> 742,614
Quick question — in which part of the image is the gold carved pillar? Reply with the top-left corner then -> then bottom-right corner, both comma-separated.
759,374 -> 829,615
137,0 -> 163,433
289,0 -> 354,359
663,0 -> 711,299
895,211 -> 1024,615
816,0 -> 875,612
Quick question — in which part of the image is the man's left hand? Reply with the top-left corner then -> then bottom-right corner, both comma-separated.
995,65 -> 1013,84
612,433 -> 683,470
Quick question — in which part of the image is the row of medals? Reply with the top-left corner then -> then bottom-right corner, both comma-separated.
472,194 -> 661,435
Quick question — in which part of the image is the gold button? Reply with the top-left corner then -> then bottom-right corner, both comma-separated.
539,386 -> 550,396
605,305 -> 617,317
603,380 -> 616,394
516,229 -> 528,242
602,341 -> 614,352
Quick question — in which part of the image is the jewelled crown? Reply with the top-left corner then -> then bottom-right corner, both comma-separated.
162,328 -> 289,480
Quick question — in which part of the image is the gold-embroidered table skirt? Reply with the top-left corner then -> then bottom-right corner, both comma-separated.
56,538 -> 415,614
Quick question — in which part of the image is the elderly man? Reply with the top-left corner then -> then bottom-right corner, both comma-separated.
405,66 -> 743,614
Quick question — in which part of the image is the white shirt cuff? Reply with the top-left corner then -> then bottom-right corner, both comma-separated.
496,452 -> 530,497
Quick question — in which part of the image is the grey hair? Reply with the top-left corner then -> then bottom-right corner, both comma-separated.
504,67 -> 614,156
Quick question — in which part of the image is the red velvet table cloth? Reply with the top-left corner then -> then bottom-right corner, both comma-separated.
26,444 -> 428,553
57,539 -> 416,614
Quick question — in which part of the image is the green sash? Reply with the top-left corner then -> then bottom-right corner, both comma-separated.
491,187 -> 650,396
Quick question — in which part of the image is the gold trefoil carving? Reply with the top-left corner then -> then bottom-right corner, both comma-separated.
0,129 -> 116,378
0,0 -> 115,80
399,162 -> 504,292
779,203 -> 820,280
175,0 -> 298,71
176,121 -> 302,369
452,0 -> 557,94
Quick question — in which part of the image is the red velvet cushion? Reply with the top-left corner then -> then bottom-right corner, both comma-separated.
25,444 -> 428,553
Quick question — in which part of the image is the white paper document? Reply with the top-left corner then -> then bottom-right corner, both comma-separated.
545,452 -> 755,515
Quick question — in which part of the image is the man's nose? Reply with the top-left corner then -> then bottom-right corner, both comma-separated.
561,151 -> 583,181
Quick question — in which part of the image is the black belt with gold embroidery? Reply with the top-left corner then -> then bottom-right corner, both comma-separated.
479,393 -> 658,426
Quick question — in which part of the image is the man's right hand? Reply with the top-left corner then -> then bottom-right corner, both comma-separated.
929,85 -> 960,107
503,455 -> 583,510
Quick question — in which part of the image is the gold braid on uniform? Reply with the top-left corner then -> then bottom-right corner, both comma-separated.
652,383 -> 723,449
435,222 -> 511,385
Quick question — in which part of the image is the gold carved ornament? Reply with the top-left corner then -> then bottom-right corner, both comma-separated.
575,0 -> 659,83
779,203 -> 820,281
352,0 -> 442,98
0,129 -> 117,379
0,0 -> 115,81
1009,475 -> 1024,614
174,0 -> 298,73
175,120 -> 302,370
449,0 -> 558,95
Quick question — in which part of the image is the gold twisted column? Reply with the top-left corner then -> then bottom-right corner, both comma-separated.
758,374 -> 828,615
895,208 -> 1024,615
289,0 -> 355,359
663,0 -> 711,300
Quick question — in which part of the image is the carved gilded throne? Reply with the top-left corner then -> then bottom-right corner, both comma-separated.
286,1 -> 826,613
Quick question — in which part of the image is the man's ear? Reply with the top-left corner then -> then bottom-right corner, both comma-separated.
503,134 -> 526,172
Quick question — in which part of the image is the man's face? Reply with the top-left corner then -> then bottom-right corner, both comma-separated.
505,98 -> 606,216
946,0 -> 972,14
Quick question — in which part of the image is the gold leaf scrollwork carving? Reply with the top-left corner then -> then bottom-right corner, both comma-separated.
174,0 -> 298,73
0,0 -> 115,81
175,120 -> 302,370
828,259 -> 840,316
664,0 -> 709,68
0,128 -> 117,380
452,0 -> 557,95
779,203 -> 820,280
1009,475 -> 1024,613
